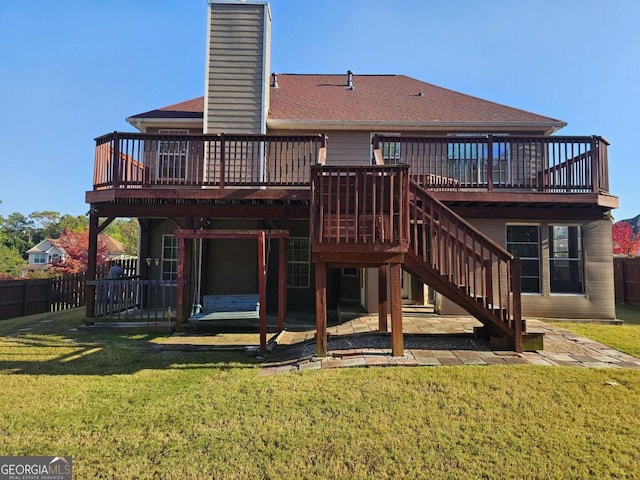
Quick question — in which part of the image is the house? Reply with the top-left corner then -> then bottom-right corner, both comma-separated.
85,0 -> 618,356
23,239 -> 66,275
23,235 -> 127,275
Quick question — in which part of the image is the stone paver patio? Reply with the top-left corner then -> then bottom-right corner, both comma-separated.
260,314 -> 640,375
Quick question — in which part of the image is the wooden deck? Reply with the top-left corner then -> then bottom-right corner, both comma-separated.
87,132 -> 616,213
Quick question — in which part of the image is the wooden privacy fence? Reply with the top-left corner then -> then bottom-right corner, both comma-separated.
0,273 -> 86,321
0,259 -> 138,321
614,257 -> 640,305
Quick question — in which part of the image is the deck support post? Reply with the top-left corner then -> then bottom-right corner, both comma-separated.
182,238 -> 193,330
258,231 -> 267,355
278,238 -> 287,331
85,209 -> 99,322
176,236 -> 186,332
378,265 -> 388,332
389,262 -> 404,357
315,261 -> 328,357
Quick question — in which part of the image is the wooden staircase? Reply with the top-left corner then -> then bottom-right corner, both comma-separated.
404,181 -> 524,352
310,164 -> 534,355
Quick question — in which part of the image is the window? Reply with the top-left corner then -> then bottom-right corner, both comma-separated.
287,237 -> 310,288
158,129 -> 189,181
342,268 -> 359,277
506,225 -> 540,293
372,133 -> 401,164
33,253 -> 47,264
161,235 -> 178,282
381,139 -> 401,164
447,136 -> 510,185
549,225 -> 583,294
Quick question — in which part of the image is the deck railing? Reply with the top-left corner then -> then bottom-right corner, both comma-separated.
88,278 -> 177,320
310,165 -> 409,250
93,132 -> 327,190
373,134 -> 610,194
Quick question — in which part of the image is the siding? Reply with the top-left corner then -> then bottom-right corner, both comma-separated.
437,218 -> 616,320
324,132 -> 371,165
205,220 -> 258,295
205,3 -> 269,134
207,239 -> 257,295
265,130 -> 373,170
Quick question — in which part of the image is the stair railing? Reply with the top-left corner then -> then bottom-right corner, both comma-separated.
408,180 -> 522,346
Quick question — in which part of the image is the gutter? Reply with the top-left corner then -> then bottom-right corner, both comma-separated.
267,119 -> 567,135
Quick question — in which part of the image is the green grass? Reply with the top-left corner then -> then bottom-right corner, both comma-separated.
1,309 -> 640,479
548,304 -> 640,357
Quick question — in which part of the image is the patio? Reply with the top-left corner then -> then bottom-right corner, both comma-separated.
259,313 -> 640,375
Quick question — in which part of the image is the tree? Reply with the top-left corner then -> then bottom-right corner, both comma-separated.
50,229 -> 109,275
0,244 -> 26,277
1,213 -> 35,256
56,214 -> 89,235
29,210 -> 61,241
104,218 -> 139,256
612,221 -> 640,257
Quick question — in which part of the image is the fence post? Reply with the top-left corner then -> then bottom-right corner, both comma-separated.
22,281 -> 29,317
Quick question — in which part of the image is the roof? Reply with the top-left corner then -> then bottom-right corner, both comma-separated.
129,97 -> 204,120
28,235 -> 125,257
100,235 -> 126,255
127,73 -> 566,133
26,239 -> 60,255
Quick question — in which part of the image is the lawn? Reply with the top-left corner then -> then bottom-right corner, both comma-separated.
548,304 -> 640,357
0,309 -> 639,479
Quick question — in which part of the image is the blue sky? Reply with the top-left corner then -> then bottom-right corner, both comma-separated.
1,0 -> 638,220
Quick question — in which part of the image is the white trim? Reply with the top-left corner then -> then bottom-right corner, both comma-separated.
126,117 -> 203,133
203,3 -> 213,134
208,0 -> 269,4
267,119 -> 566,135
260,3 -> 269,135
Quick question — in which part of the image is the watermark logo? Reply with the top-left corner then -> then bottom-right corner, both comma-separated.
0,456 -> 72,480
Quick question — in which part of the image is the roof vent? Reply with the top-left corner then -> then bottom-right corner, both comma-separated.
346,70 -> 354,90
418,89 -> 424,97
271,72 -> 279,88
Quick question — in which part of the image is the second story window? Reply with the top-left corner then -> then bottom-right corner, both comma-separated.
158,129 -> 189,182
33,253 -> 47,264
372,133 -> 401,165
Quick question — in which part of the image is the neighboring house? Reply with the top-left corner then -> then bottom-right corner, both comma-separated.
23,235 -> 127,275
23,239 -> 66,275
99,235 -> 129,261
85,1 -> 618,355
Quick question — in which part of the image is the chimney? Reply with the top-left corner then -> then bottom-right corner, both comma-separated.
346,70 -> 354,90
204,1 -> 272,134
